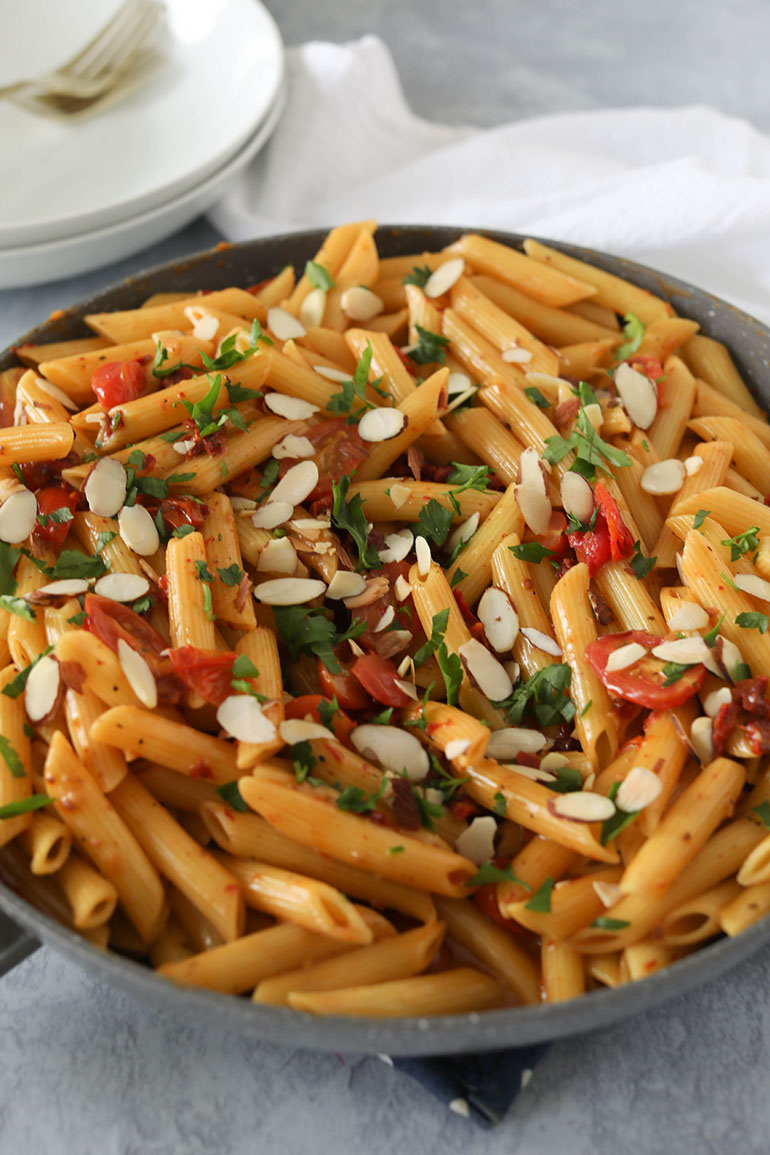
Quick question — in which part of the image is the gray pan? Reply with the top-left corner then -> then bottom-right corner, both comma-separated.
1,226 -> 769,1057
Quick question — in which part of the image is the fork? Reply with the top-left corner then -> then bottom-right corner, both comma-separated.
0,0 -> 164,116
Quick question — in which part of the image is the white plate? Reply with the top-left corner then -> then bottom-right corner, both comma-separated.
0,78 -> 286,289
0,0 -> 283,248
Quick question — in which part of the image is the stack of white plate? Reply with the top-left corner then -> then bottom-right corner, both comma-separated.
0,0 -> 285,287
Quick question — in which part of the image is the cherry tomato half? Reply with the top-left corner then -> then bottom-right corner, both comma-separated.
317,657 -> 371,711
32,485 -> 79,549
568,483 -> 634,577
91,360 -> 147,409
84,594 -> 167,659
586,629 -> 705,709
351,654 -> 414,708
168,647 -> 238,707
284,694 -> 355,744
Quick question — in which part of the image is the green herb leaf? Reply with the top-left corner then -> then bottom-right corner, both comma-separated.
202,584 -> 215,622
662,661 -> 691,686
201,318 -> 272,373
548,765 -> 584,794
272,606 -> 366,674
493,791 -> 507,817
232,654 -> 259,679
336,780 -> 387,814
693,509 -> 710,530
0,794 -> 54,820
291,741 -> 317,784
1,646 -> 54,699
0,736 -> 25,778
95,530 -> 116,554
132,596 -> 152,615
387,844 -> 405,855
542,434 -> 576,466
410,325 -> 450,366
36,507 -> 73,530
217,563 -> 243,587
591,916 -> 631,930
172,524 -> 195,538
629,540 -> 656,580
524,876 -> 554,912
0,595 -> 35,621
721,527 -> 761,562
524,386 -> 550,409
465,861 -> 530,888
614,312 -> 645,362
215,781 -> 248,812
600,780 -> 639,845
446,463 -> 489,493
305,260 -> 334,291
0,542 -> 21,597
50,551 -> 108,581
497,664 -> 575,728
331,475 -> 380,570
736,611 -> 770,634
509,542 -> 555,564
326,345 -> 378,419
703,612 -> 725,648
415,499 -> 454,548
751,800 -> 770,829
436,643 -> 463,707
317,696 -> 339,730
158,429 -> 185,443
449,568 -> 467,589
195,560 -> 214,583
735,661 -> 752,681
413,608 -> 450,667
67,611 -> 87,627
402,265 -> 432,288
370,707 -> 394,725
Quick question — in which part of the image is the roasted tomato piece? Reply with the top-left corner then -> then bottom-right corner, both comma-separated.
302,420 -> 368,504
168,647 -> 238,707
317,657 -> 371,710
284,694 -> 355,744
539,510 -> 570,558
351,654 -> 413,707
569,483 -> 634,576
84,594 -> 183,705
32,485 -> 79,548
348,560 -> 413,652
626,354 -> 664,383
160,496 -> 207,532
586,629 -> 705,709
91,359 -> 147,409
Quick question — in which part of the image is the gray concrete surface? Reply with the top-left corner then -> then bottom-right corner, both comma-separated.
1,2 -> 768,1151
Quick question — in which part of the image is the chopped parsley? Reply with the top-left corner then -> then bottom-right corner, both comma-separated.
548,765 -> 584,794
496,664 -> 575,728
693,509 -> 710,530
331,476 -> 380,570
1,647 -> 54,700
446,463 -> 489,493
215,781 -> 248,812
336,780 -> 387,814
0,542 -> 20,596
751,800 -> 770,829
317,696 -> 339,730
450,568 -> 467,589
721,527 -> 761,562
0,736 -> 25,779
217,564 -> 244,587
524,386 -> 550,409
436,644 -> 463,707
195,560 -> 214,583
0,596 -> 35,622
326,344 -> 384,420
412,608 -> 449,667
465,861 -> 530,888
0,795 -> 54,820
493,791 -> 507,817
409,325 -> 450,366
590,916 -> 630,931
736,612 -> 770,634
600,781 -> 639,845
415,499 -> 454,548
272,606 -> 366,674
509,542 -> 555,564
662,661 -> 691,686
49,551 -> 108,581
95,530 -> 116,554
543,395 -> 632,482
524,876 -> 554,913
370,707 -> 394,725
703,612 -> 725,648
292,741 -> 318,784
629,540 -> 656,580
305,260 -> 334,291
402,265 -> 432,288
614,312 -> 645,362
36,507 -> 73,530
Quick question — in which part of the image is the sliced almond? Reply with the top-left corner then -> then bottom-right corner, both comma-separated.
605,641 -> 647,673
272,435 -> 315,461
379,529 -> 414,565
424,257 -> 465,299
33,375 -> 78,411
667,602 -> 710,632
264,393 -> 320,420
326,571 -> 367,600
394,677 -> 418,700
445,739 -> 471,760
173,439 -> 197,455
230,497 -> 257,512
458,639 -> 513,701
676,552 -> 688,587
257,538 -> 297,575
184,307 -> 219,342
415,536 -> 431,577
454,815 -> 496,866
593,880 -> 624,909
501,345 -> 533,364
279,719 -> 335,744
24,655 -> 61,723
519,446 -> 547,496
374,605 -> 395,632
549,791 -> 616,822
117,638 -> 157,708
447,512 -> 479,557
477,587 -> 519,653
93,573 -> 151,602
560,472 -> 594,525
614,362 -> 658,430
651,636 -> 711,665
389,483 -> 411,510
350,724 -> 429,781
377,630 -> 412,658
299,287 -> 326,329
253,577 -> 325,606
34,578 -> 90,598
358,407 -> 406,443
85,457 -> 128,518
118,504 -> 160,557
269,461 -> 319,507
684,455 -> 704,476
344,576 -> 388,608
583,403 -> 603,432
520,627 -> 562,656
394,574 -> 411,602
503,763 -> 557,784
734,573 -> 770,602
719,636 -> 746,682
514,485 -> 552,535
217,695 -> 276,743
487,727 -> 546,759
267,307 -> 306,341
703,687 -> 733,717
641,459 -> 686,496
0,488 -> 38,544
447,371 -> 473,396
340,287 -> 383,322
252,501 -> 293,529
313,365 -> 351,384
539,752 -> 569,773
615,766 -> 662,812
690,716 -> 715,764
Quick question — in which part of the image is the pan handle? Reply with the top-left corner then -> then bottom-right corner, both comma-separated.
0,909 -> 39,976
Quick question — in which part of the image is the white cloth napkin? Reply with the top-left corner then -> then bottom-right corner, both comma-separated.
209,35 -> 770,326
